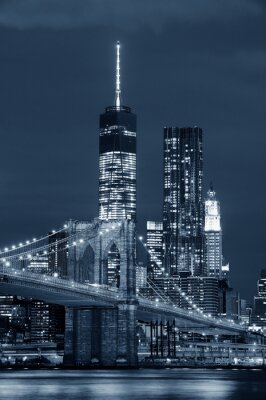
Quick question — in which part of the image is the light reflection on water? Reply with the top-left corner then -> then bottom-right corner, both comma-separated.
0,369 -> 266,400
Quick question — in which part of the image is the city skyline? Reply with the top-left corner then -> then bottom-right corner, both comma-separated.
0,1 -> 266,300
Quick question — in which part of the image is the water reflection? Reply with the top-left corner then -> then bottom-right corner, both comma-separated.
0,369 -> 265,400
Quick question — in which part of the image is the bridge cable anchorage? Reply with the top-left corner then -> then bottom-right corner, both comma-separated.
137,235 -> 242,329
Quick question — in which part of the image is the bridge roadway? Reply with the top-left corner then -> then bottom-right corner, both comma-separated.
0,266 -> 247,334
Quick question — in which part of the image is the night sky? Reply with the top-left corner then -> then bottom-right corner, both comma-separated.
0,0 -> 265,300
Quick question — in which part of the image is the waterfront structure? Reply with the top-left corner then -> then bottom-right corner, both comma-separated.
204,185 -> 222,278
99,41 -> 137,221
29,301 -> 50,343
0,295 -> 14,342
30,301 -> 65,343
163,127 -> 205,276
146,221 -> 164,279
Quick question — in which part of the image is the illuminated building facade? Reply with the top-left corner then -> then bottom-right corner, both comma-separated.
146,221 -> 164,279
141,274 -> 219,316
99,42 -> 137,221
28,255 -> 49,274
204,185 -> 222,278
30,301 -> 65,344
179,275 -> 219,316
252,270 -> 266,327
48,231 -> 68,278
163,127 -> 205,276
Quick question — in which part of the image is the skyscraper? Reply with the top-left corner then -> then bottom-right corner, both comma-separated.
163,127 -> 205,276
29,301 -> 65,344
99,42 -> 137,221
146,221 -> 164,279
48,231 -> 68,278
252,269 -> 266,327
204,185 -> 222,278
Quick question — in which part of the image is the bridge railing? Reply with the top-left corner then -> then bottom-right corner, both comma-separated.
137,295 -> 247,332
0,265 -> 119,299
0,266 -> 247,333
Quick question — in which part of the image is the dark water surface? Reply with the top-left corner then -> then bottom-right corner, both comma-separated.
0,369 -> 266,400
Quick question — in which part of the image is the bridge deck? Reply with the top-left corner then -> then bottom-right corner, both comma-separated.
0,266 -> 248,334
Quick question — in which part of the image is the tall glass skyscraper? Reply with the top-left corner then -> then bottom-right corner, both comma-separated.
146,221 -> 164,279
99,42 -> 137,221
163,127 -> 205,276
204,185 -> 222,278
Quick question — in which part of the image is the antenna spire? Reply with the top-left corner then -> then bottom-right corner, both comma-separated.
115,41 -> 121,108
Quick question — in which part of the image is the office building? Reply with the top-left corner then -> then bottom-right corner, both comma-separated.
204,185 -> 222,277
29,301 -> 65,344
163,127 -> 205,276
179,275 -> 219,316
141,274 -> 218,316
99,41 -> 137,221
48,231 -> 68,278
252,270 -> 266,327
28,255 -> 49,274
146,221 -> 164,279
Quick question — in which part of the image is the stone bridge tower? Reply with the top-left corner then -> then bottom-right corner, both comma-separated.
64,218 -> 138,366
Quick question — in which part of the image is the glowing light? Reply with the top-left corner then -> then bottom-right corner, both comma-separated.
115,41 -> 121,108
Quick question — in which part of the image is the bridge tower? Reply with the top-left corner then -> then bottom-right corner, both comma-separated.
63,218 -> 138,367
64,41 -> 138,367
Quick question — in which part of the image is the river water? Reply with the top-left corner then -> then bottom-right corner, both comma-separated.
0,369 -> 265,400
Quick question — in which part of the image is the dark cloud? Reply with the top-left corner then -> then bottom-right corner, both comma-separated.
0,0 -> 260,29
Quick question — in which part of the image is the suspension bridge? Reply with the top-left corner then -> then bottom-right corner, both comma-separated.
0,218 -> 262,366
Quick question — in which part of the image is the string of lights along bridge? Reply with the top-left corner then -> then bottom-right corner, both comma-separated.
0,222 -> 237,328
0,41 -> 264,368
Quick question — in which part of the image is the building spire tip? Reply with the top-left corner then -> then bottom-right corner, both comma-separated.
115,41 -> 121,109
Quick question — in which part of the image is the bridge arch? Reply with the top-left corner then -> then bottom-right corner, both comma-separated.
78,244 -> 95,283
102,241 -> 121,288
